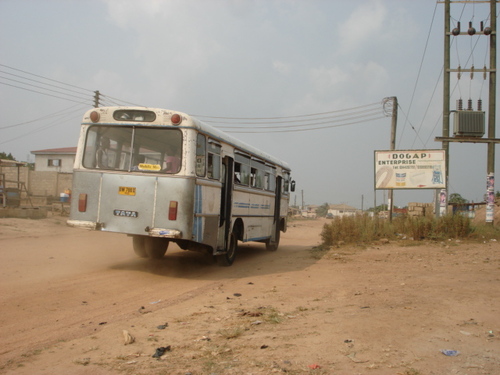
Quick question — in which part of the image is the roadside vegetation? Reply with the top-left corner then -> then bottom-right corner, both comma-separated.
320,213 -> 500,248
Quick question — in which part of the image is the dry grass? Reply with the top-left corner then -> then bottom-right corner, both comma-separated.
320,213 -> 500,247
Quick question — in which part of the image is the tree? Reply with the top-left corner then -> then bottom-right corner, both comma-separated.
0,152 -> 15,161
367,204 -> 388,213
316,203 -> 330,217
448,193 -> 468,205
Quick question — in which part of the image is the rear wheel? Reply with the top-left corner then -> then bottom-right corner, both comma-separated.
145,237 -> 169,259
132,235 -> 147,258
265,229 -> 280,251
216,231 -> 237,266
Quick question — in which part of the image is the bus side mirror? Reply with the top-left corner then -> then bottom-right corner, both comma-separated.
290,180 -> 296,192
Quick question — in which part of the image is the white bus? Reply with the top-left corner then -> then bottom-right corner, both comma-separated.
68,107 -> 295,266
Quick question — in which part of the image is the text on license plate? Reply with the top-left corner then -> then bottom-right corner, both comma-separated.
118,186 -> 136,196
113,210 -> 138,218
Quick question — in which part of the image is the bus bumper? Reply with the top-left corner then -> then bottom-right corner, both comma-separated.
67,220 -> 98,230
149,228 -> 182,238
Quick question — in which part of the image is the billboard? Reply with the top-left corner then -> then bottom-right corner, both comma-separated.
375,150 -> 446,189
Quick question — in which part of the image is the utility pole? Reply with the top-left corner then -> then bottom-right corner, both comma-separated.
438,0 -> 497,223
93,90 -> 100,108
441,0 -> 451,217
384,96 -> 398,221
487,0 -> 497,224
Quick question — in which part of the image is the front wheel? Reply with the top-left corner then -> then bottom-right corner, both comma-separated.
145,237 -> 169,259
216,231 -> 237,266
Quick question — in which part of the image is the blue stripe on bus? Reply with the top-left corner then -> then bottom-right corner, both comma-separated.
234,202 -> 271,210
193,185 -> 203,242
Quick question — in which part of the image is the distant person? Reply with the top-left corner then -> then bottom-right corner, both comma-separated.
164,144 -> 180,173
96,137 -> 111,168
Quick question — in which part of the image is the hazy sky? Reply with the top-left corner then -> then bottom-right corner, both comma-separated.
0,0 -> 497,208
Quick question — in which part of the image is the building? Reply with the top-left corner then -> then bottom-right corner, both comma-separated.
327,203 -> 360,218
31,147 -> 77,173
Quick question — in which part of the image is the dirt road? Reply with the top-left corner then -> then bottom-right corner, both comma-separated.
0,216 -> 499,375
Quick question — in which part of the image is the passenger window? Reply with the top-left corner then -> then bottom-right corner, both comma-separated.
207,141 -> 221,180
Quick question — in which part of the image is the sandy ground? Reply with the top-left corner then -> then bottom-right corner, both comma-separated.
0,215 -> 499,375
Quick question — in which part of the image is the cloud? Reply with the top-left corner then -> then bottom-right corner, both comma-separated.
338,0 -> 387,54
273,60 -> 292,75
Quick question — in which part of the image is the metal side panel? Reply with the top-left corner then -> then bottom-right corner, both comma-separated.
155,177 -> 195,240
69,171 -> 102,223
97,173 -> 157,234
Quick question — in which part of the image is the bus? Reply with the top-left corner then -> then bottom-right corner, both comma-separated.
67,107 -> 295,266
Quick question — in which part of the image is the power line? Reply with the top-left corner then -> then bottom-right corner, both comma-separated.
0,69 -> 90,97
0,81 -> 91,105
0,75 -> 90,102
224,113 -> 387,133
216,108 -> 384,130
0,109 -> 82,146
193,102 -> 381,121
0,63 -> 93,94
399,1 -> 439,146
0,104 -> 87,130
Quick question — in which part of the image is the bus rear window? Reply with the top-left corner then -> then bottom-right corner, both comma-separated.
82,125 -> 182,173
113,110 -> 156,122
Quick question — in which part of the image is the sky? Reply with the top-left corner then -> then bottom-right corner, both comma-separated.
0,0 -> 498,208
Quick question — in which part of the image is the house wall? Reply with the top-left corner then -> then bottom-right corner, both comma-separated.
29,171 -> 73,197
34,154 -> 75,173
0,166 -> 29,190
1,165 -> 74,201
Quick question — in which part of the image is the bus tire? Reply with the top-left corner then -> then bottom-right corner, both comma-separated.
216,231 -> 237,266
265,230 -> 280,251
145,237 -> 168,259
132,235 -> 148,258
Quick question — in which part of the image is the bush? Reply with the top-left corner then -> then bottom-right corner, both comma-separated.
320,213 -> 480,247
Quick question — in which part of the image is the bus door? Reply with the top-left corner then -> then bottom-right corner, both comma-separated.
218,156 -> 234,251
267,176 -> 282,249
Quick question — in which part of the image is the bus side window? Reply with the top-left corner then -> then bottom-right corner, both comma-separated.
207,141 -> 221,180
240,163 -> 250,185
283,171 -> 291,193
255,168 -> 264,189
264,173 -> 270,190
234,162 -> 242,183
196,134 -> 206,177
250,168 -> 257,187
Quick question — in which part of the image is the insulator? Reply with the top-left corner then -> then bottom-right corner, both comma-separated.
470,65 -> 474,80
457,65 -> 461,80
478,99 -> 482,111
467,99 -> 473,111
468,21 -> 476,35
484,66 -> 488,80
452,22 -> 461,36
457,99 -> 463,111
484,26 -> 492,36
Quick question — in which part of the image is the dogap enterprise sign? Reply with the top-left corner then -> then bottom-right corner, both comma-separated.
374,149 -> 446,190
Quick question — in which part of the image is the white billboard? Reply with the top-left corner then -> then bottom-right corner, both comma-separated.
375,150 -> 446,189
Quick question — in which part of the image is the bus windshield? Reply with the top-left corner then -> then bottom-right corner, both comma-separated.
82,126 -> 182,173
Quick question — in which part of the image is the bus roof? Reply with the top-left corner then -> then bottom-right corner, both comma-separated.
84,107 -> 291,171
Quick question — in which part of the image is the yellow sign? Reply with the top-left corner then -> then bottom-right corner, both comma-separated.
118,186 -> 136,196
138,163 -> 161,171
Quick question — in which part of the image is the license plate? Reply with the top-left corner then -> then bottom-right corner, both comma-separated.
113,209 -> 138,218
118,186 -> 136,196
